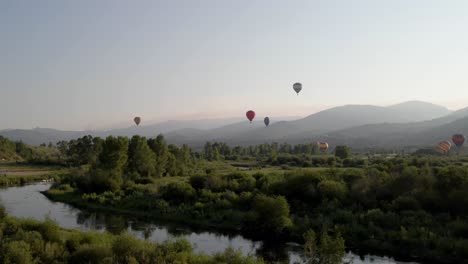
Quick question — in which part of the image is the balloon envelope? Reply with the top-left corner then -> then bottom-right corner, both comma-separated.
264,117 -> 270,127
293,82 -> 302,94
316,141 -> 329,152
134,117 -> 141,126
246,110 -> 255,123
452,134 -> 465,147
437,140 -> 452,153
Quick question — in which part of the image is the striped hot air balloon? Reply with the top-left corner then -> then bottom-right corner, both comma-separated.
437,140 -> 452,154
316,142 -> 329,152
452,134 -> 465,147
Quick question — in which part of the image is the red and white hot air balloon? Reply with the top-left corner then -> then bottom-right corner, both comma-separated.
452,134 -> 465,147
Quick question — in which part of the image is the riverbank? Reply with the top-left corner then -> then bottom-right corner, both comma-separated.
0,163 -> 64,187
0,212 -> 264,263
43,188 -> 254,236
2,182 -> 423,264
45,186 -> 420,264
1,183 -> 294,262
0,173 -> 57,187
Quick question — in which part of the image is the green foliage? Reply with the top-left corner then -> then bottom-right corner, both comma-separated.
0,136 -> 18,160
212,248 -> 263,264
303,230 -> 346,264
147,134 -> 169,177
62,135 -> 102,166
38,217 -> 61,243
160,182 -> 196,204
334,145 -> 351,160
127,135 -> 156,178
69,245 -> 112,264
45,141 -> 468,264
95,136 -> 129,173
317,180 -> 347,201
87,136 -> 128,192
0,203 -> 6,219
0,215 -> 264,264
2,241 -> 34,264
248,194 -> 292,234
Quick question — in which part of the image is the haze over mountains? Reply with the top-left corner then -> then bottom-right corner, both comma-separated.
1,101 -> 466,150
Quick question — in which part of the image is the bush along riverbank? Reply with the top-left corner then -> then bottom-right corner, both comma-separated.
0,204 -> 266,264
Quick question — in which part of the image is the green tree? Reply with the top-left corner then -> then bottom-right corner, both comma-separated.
318,180 -> 348,201
335,145 -> 351,160
303,229 -> 346,264
148,135 -> 169,177
96,136 -> 128,172
67,135 -> 102,166
250,194 -> 292,234
165,153 -> 177,176
90,136 -> 128,192
127,136 -> 156,178
204,142 -> 213,160
0,136 -> 17,160
15,141 -> 33,160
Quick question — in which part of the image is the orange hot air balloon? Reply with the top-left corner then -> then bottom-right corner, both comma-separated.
437,140 -> 452,154
315,141 -> 329,152
134,117 -> 141,126
246,110 -> 255,123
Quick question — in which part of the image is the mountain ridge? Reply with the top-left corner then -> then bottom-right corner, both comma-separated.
0,101 -> 464,149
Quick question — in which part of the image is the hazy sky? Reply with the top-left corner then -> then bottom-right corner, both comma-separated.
1,0 -> 468,130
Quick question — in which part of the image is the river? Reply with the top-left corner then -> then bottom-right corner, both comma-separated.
0,183 -> 417,264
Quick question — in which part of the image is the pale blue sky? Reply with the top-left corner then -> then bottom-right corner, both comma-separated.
1,0 -> 468,130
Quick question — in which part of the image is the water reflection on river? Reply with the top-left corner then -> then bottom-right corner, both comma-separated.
0,183 -> 416,264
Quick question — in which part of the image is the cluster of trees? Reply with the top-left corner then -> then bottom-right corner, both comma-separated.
203,141 -> 354,169
56,135 -> 198,193
0,136 -> 59,164
0,205 -> 264,264
203,142 -> 351,162
2,134 -> 355,170
54,135 -> 356,193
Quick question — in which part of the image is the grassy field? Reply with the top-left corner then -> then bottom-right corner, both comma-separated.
0,162 -> 61,176
0,162 -> 65,186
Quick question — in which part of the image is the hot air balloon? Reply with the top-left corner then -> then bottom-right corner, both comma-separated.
452,134 -> 465,147
437,140 -> 452,154
134,117 -> 141,126
315,141 -> 329,152
264,117 -> 270,127
246,110 -> 255,123
293,82 -> 302,95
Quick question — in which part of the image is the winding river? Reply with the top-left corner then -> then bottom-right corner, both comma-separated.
0,183 -> 417,264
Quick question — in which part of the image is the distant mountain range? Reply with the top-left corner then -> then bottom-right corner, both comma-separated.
1,101 -> 466,150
